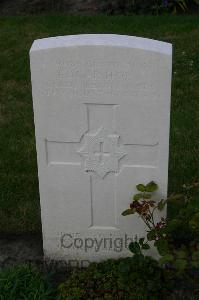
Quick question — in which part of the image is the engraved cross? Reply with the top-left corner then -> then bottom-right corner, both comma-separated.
45,103 -> 158,229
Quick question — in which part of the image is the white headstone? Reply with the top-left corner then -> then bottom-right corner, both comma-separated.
30,34 -> 172,263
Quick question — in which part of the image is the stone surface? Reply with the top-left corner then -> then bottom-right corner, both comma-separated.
30,34 -> 172,262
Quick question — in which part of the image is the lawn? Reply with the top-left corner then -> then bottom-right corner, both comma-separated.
0,15 -> 198,234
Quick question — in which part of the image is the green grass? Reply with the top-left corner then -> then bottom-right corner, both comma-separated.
0,264 -> 56,300
0,15 -> 198,234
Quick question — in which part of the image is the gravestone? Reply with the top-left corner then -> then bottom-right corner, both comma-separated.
30,34 -> 172,263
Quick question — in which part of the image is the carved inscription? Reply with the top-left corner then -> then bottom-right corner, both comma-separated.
38,60 -> 158,97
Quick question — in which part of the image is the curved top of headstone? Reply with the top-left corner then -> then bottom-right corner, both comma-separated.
30,34 -> 172,55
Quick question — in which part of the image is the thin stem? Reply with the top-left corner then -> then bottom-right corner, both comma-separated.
141,216 -> 153,230
148,209 -> 156,227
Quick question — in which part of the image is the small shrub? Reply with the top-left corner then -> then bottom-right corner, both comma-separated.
122,181 -> 199,275
58,256 -> 169,299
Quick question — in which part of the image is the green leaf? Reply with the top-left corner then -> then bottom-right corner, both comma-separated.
167,219 -> 182,231
192,251 -> 199,261
122,208 -> 136,216
145,181 -> 158,193
142,244 -> 150,250
133,193 -> 143,201
189,212 -> 199,232
143,193 -> 152,199
136,184 -> 146,192
158,226 -> 167,235
178,1 -> 187,11
176,250 -> 187,259
155,239 -> 169,256
174,259 -> 187,270
139,238 -> 145,245
147,229 -> 156,241
129,242 -> 141,255
159,254 -> 174,265
190,261 -> 199,268
118,261 -> 131,273
167,193 -> 184,204
158,199 -> 166,211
